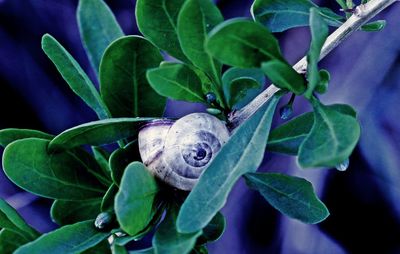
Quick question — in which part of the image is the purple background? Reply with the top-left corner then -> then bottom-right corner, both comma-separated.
1,0 -> 400,253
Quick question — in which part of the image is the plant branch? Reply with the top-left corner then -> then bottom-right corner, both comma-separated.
228,0 -> 398,129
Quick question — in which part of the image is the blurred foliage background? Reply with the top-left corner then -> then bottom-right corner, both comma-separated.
1,0 -> 400,253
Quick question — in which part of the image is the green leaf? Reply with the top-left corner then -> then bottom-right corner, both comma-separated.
136,0 -> 189,62
115,162 -> 159,236
346,0 -> 354,9
112,244 -> 128,254
222,67 -> 265,90
177,0 -> 223,84
206,19 -> 284,68
268,111 -> 314,155
84,240 -> 112,254
51,199 -> 102,226
153,205 -> 202,254
14,221 -> 110,254
305,8 -> 329,98
109,140 -> 141,187
251,0 -> 343,32
100,36 -> 165,118
267,104 -> 356,155
0,229 -> 30,254
77,0 -> 124,75
0,199 -> 39,240
113,235 -> 137,246
129,248 -> 155,254
41,34 -> 110,119
335,0 -> 347,9
0,129 -> 53,148
298,101 -> 361,168
222,67 -> 265,109
244,172 -> 329,224
147,64 -> 206,103
361,20 -> 386,32
75,147 -> 113,186
228,78 -> 261,108
196,212 -> 226,245
92,146 -> 111,177
261,60 -> 306,94
315,69 -> 330,94
3,138 -> 106,200
49,117 -> 153,151
114,201 -> 166,244
177,93 -> 282,233
101,184 -> 118,212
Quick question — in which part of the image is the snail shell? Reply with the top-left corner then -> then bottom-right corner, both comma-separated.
138,113 -> 230,191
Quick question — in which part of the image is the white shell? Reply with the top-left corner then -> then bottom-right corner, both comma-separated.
138,119 -> 173,166
138,113 -> 230,191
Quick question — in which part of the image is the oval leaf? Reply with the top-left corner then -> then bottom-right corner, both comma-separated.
3,138 -> 106,200
177,93 -> 282,233
0,129 -> 53,148
261,60 -> 306,95
229,77 -> 261,108
244,172 -> 329,224
177,0 -> 223,84
136,0 -> 189,62
268,104 -> 357,155
115,162 -> 159,236
147,64 -> 205,103
48,117 -> 153,151
41,34 -> 110,119
251,0 -> 343,32
100,36 -> 165,118
77,0 -> 124,74
51,199 -> 102,226
14,221 -> 109,254
361,20 -> 386,32
222,67 -> 265,109
298,101 -> 361,168
222,67 -> 265,91
206,19 -> 284,68
268,111 -> 314,155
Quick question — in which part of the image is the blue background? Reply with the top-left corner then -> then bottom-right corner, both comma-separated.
1,0 -> 400,253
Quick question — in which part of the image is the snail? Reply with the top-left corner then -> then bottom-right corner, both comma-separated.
138,113 -> 230,191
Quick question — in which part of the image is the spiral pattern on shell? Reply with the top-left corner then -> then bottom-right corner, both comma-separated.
138,113 -> 230,190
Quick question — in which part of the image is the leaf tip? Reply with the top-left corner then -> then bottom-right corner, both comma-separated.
175,206 -> 200,234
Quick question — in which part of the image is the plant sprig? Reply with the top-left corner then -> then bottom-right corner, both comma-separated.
0,0 -> 397,253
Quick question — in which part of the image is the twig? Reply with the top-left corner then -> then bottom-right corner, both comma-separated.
228,0 -> 398,129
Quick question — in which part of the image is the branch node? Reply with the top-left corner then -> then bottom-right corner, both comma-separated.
354,4 -> 368,17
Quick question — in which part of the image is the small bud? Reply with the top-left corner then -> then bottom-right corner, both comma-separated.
94,212 -> 114,230
336,158 -> 349,172
315,70 -> 330,94
205,92 -> 216,104
279,104 -> 293,120
206,108 -> 222,115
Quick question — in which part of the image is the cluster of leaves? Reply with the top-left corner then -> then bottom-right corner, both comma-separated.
0,0 -> 386,253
